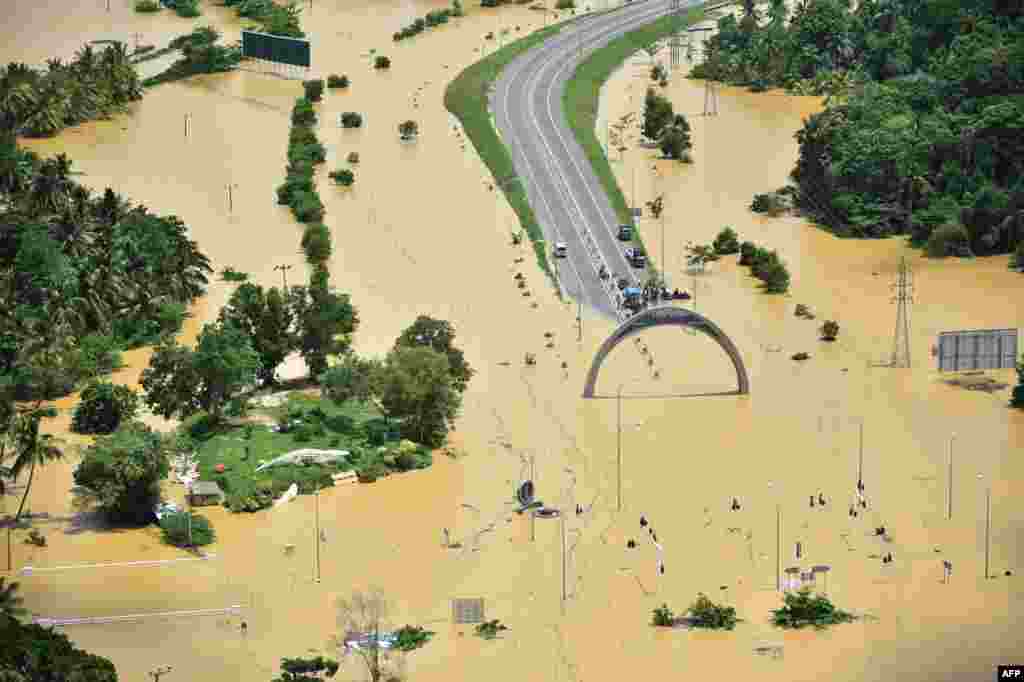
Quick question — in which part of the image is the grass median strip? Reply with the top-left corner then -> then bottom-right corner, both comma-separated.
445,24 -> 567,295
563,3 -> 707,283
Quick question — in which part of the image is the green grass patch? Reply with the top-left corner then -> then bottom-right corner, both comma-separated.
189,395 -> 432,512
562,3 -> 707,283
445,23 -> 567,297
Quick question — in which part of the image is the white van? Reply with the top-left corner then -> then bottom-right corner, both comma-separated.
553,242 -> 568,258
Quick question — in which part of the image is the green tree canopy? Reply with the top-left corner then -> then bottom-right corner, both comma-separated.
73,421 -> 170,525
218,283 -> 295,386
378,346 -> 461,447
0,617 -> 118,681
394,316 -> 474,393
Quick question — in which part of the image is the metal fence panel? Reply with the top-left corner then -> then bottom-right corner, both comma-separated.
937,329 -> 1018,372
451,598 -> 485,624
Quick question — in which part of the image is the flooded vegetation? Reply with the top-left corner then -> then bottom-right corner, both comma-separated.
2,1 -> 1023,681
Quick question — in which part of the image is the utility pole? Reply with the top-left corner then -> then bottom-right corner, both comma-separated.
226,183 -> 236,213
274,264 -> 293,290
984,484 -> 991,579
6,526 -> 11,573
560,511 -> 567,614
577,301 -> 582,342
768,481 -> 780,591
947,433 -> 955,520
314,482 -> 321,583
530,455 -> 536,542
616,384 -> 623,512
858,419 -> 864,489
184,113 -> 190,139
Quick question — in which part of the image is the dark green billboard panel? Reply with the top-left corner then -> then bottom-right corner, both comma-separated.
241,30 -> 310,68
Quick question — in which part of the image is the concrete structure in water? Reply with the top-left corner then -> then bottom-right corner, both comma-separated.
581,305 -> 750,398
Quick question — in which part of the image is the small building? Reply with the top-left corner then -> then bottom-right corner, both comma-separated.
187,480 -> 225,507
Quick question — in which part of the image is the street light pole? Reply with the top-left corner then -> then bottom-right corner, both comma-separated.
984,482 -> 991,580
776,503 -> 781,592
857,419 -> 864,488
274,264 -> 293,290
530,455 -> 536,542
560,510 -> 567,613
314,482 -> 321,583
616,383 -> 623,512
947,433 -> 955,520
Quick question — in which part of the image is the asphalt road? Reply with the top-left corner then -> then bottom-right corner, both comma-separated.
492,0 -> 694,319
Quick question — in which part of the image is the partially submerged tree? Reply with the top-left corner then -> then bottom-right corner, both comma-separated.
6,407 -> 63,523
642,88 -> 674,141
331,589 -> 399,682
713,226 -> 740,255
378,346 -> 461,447
685,593 -> 738,630
398,120 -> 419,139
73,422 -> 170,525
394,316 -> 474,392
272,656 -> 340,681
820,319 -> 840,341
71,381 -> 139,434
219,283 -> 295,386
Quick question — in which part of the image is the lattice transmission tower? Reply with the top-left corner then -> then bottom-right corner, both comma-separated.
669,0 -> 682,71
890,256 -> 914,368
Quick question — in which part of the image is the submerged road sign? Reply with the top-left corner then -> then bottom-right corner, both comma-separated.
241,30 -> 310,68
936,328 -> 1018,372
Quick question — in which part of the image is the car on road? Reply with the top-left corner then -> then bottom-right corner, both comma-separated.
553,242 -> 568,258
624,248 -> 646,268
617,224 -> 633,240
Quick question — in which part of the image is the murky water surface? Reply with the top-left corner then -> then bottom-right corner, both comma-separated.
4,3 -> 1023,681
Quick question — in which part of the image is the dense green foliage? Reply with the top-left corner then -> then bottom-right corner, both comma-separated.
222,0 -> 305,38
694,0 -> 1024,259
278,98 -> 329,241
394,316 -> 475,392
0,156 -> 207,401
2,406 -> 62,522
0,578 -> 27,623
73,422 -> 170,525
374,56 -> 391,70
290,270 -> 359,380
0,43 -> 142,138
737,241 -> 791,293
340,111 -> 362,128
142,27 -> 242,87
771,588 -> 854,629
141,321 -> 260,421
173,0 -> 201,17
0,611 -> 118,681
686,592 -> 739,630
71,381 -> 139,434
135,0 -> 161,12
159,510 -> 216,547
394,3 -> 459,42
218,283 -> 295,385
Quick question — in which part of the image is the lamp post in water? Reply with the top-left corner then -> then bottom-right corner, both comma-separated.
977,473 -> 991,579
946,432 -> 955,520
768,481 -> 781,592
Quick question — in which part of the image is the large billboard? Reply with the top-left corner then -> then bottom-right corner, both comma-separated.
936,328 -> 1018,372
241,30 -> 310,68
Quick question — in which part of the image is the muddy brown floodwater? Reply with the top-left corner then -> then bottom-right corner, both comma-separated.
4,2 -> 1024,681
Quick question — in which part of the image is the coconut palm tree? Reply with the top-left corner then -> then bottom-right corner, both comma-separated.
7,408 -> 63,523
26,154 -> 75,215
0,578 -> 27,622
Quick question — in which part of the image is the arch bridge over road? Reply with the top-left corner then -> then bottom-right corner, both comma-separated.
581,305 -> 750,398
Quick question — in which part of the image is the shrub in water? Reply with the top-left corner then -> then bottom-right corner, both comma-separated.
819,320 -> 840,341
135,0 -> 161,11
219,266 -> 249,282
651,603 -> 674,627
738,240 -> 758,266
686,593 -> 738,630
292,192 -> 325,223
374,55 -> 391,69
340,112 -> 363,128
555,0 -> 575,8
327,73 -> 349,88
394,625 -> 435,651
291,98 -> 317,126
329,169 -> 355,187
712,226 -> 740,255
72,381 -> 139,435
160,511 -> 216,547
302,79 -> 324,102
771,588 -> 854,629
347,151 -> 360,164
